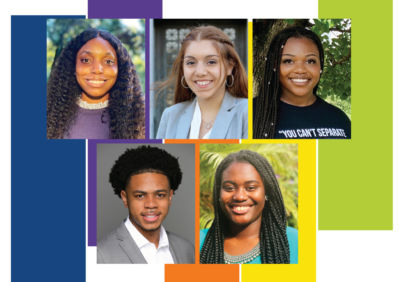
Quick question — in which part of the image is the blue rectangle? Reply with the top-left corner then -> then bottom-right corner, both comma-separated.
11,16 -> 86,282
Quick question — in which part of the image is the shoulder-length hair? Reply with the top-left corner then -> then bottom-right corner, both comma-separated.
200,150 -> 290,264
163,25 -> 248,104
47,28 -> 145,139
253,26 -> 324,139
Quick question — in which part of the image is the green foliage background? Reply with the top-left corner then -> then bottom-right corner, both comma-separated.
200,144 -> 298,230
46,19 -> 145,91
310,19 -> 351,119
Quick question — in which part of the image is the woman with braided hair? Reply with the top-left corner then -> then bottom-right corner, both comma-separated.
253,26 -> 350,139
200,150 -> 298,264
47,28 -> 145,139
156,25 -> 248,139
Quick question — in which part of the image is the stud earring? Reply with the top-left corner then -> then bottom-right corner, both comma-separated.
265,195 -> 268,201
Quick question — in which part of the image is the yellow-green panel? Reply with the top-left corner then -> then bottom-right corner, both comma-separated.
318,0 -> 393,229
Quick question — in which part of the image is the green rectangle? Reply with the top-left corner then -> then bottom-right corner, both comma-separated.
318,0 -> 393,229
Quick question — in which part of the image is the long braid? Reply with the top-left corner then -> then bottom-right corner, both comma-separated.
253,37 -> 282,139
200,150 -> 290,264
253,26 -> 325,139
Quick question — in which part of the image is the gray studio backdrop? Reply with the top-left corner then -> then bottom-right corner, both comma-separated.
97,143 -> 195,245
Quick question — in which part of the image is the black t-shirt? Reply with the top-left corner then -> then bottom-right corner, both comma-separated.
254,96 -> 351,139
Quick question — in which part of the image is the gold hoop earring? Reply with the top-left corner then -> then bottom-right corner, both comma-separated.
226,74 -> 234,88
181,76 -> 190,89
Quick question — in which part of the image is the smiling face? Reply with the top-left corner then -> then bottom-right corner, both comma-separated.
75,37 -> 118,103
183,40 -> 233,102
279,37 -> 321,105
120,172 -> 173,239
219,161 -> 265,228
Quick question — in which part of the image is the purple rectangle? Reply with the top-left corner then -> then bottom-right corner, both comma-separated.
88,0 -> 162,19
145,18 -> 150,139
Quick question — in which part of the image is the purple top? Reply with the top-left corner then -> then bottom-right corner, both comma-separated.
64,107 -> 110,139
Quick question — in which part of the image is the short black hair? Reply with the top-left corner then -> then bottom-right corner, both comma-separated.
109,146 -> 183,197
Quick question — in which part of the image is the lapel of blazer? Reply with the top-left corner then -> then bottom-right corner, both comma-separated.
175,99 -> 196,138
116,223 -> 147,264
210,92 -> 237,139
167,232 -> 180,263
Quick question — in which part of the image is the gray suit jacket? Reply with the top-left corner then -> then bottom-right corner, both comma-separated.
156,92 -> 248,139
97,223 -> 194,264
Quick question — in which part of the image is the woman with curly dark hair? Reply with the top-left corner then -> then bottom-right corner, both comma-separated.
47,28 -> 145,139
200,150 -> 298,264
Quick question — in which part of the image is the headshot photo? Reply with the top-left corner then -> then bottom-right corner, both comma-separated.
46,19 -> 145,139
96,143 -> 195,264
253,19 -> 351,139
199,144 -> 298,264
150,19 -> 248,139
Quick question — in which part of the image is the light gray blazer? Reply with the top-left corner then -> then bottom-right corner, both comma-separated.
156,92 -> 248,139
97,222 -> 195,264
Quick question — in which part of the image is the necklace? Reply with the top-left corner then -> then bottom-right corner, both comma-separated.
224,242 -> 261,264
202,119 -> 214,130
77,98 -> 109,110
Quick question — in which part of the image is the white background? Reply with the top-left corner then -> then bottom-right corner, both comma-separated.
1,0 -> 398,281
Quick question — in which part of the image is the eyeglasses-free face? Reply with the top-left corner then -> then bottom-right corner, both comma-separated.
279,37 -> 321,106
183,39 -> 233,102
219,161 -> 266,229
121,173 -> 173,242
75,37 -> 118,103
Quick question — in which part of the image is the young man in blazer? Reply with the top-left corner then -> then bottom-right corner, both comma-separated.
97,146 -> 194,264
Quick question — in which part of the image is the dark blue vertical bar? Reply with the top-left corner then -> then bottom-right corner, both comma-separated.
11,16 -> 85,282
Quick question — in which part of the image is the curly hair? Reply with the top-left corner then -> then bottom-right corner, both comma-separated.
200,150 -> 290,264
253,26 -> 324,138
47,28 -> 145,139
160,25 -> 248,104
109,146 -> 183,198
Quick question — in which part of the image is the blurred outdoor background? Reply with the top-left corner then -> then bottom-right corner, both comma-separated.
200,144 -> 298,230
46,18 -> 145,92
253,19 -> 351,119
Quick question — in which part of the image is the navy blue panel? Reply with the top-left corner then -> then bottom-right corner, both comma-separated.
11,16 -> 86,282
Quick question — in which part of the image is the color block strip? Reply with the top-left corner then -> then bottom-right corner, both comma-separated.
88,0 -> 162,19
145,18 -> 150,139
318,0 -> 393,229
164,139 -> 240,144
241,140 -> 316,282
248,21 -> 253,139
11,16 -> 86,282
195,143 -> 200,264
165,265 -> 239,282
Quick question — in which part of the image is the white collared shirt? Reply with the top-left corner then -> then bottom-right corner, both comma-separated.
124,218 -> 175,264
189,100 -> 212,139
